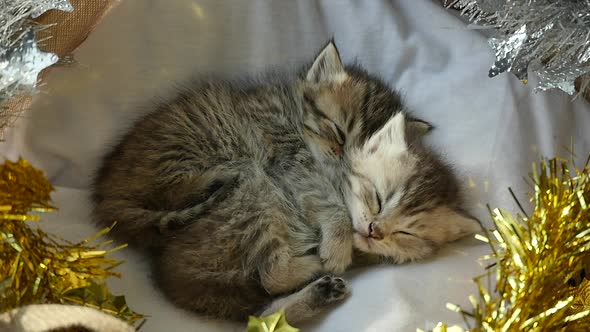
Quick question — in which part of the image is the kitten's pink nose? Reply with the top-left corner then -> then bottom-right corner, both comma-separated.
368,222 -> 383,240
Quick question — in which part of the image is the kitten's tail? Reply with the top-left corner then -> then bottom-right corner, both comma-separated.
92,171 -> 240,249
93,200 -> 213,249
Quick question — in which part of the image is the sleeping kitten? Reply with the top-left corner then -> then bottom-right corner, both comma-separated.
260,110 -> 479,321
91,41 -> 477,324
345,111 -> 478,264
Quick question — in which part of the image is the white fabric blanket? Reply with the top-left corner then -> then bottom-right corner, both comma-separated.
2,0 -> 590,331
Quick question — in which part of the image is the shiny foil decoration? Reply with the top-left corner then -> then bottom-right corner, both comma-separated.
421,156 -> 590,331
0,0 -> 73,98
0,30 -> 58,93
0,158 -> 144,326
0,0 -> 73,138
0,0 -> 121,141
29,0 -> 74,18
446,0 -> 590,96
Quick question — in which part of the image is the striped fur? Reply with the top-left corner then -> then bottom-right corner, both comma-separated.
90,41 -> 477,324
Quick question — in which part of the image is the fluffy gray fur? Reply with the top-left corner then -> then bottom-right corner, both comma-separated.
91,41 -> 478,324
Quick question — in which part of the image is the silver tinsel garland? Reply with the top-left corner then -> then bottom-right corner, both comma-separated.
0,0 -> 73,126
447,0 -> 590,95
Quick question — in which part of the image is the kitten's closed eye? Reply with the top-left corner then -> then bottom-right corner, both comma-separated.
375,189 -> 382,214
367,185 -> 382,215
328,120 -> 345,146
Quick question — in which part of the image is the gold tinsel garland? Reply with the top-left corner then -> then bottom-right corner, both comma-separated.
424,156 -> 590,331
0,158 -> 144,326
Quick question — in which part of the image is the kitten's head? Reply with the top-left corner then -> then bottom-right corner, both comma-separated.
345,112 -> 480,263
300,41 -> 416,165
300,41 -> 479,262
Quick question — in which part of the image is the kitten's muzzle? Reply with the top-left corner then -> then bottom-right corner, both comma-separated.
368,222 -> 383,240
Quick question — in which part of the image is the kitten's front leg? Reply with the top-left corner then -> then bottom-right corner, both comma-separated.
318,209 -> 354,275
260,275 -> 349,325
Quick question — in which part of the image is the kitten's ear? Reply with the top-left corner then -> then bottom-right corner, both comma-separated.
406,118 -> 434,144
419,207 -> 481,245
365,112 -> 407,153
306,41 -> 345,83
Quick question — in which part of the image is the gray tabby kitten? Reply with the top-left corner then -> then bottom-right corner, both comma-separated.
91,42 -> 478,324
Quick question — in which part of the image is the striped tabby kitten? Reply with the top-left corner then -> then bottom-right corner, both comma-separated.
91,42 -> 478,323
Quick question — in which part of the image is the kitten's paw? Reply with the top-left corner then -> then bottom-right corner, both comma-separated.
320,242 -> 353,275
311,275 -> 350,304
